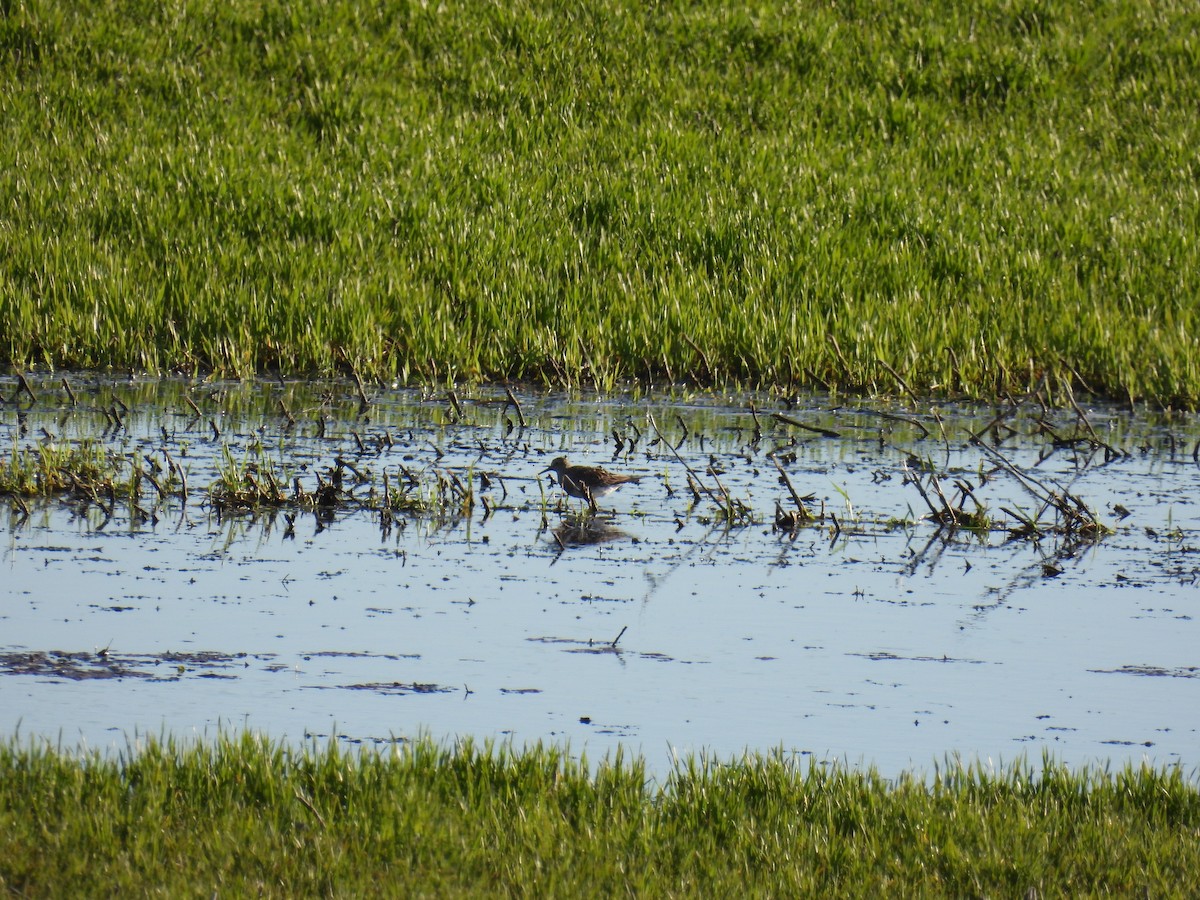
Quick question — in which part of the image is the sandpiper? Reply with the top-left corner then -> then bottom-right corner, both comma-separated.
541,457 -> 642,510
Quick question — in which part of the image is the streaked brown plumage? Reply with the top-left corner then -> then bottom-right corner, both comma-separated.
541,457 -> 641,510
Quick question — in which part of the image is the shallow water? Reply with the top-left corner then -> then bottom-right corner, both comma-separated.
2,374 -> 1198,777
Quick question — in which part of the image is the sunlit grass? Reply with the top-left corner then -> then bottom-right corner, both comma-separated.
0,734 -> 1197,895
0,434 -> 470,524
0,440 -> 116,497
2,1 -> 1199,404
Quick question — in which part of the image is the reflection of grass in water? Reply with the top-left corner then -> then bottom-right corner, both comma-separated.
1,735 -> 1198,895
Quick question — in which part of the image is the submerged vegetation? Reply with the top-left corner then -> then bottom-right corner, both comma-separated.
3,0 -> 1200,404
0,375 -> 1121,550
1,734 -> 1198,896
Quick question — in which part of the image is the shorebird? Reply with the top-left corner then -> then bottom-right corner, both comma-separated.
541,457 -> 642,511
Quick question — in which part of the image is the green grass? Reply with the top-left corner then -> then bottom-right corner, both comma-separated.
0,439 -> 118,496
0,734 -> 1197,896
0,435 -> 469,522
3,0 -> 1200,404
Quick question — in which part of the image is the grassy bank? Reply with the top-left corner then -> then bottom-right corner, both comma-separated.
1,735 -> 1197,896
2,1 -> 1199,403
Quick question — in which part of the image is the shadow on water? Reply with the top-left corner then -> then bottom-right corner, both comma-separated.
1,373 -> 1199,775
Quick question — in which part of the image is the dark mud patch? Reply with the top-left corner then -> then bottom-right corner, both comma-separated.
333,681 -> 456,696
1091,665 -> 1200,679
528,635 -> 704,663
302,730 -> 410,746
1100,739 -> 1157,747
852,651 -> 992,665
302,650 -> 421,661
577,717 -> 638,737
578,594 -> 636,604
0,649 -> 272,681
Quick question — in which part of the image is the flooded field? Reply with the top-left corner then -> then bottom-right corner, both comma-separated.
1,374 -> 1198,777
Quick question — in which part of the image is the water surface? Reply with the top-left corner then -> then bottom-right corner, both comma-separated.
2,375 -> 1198,776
